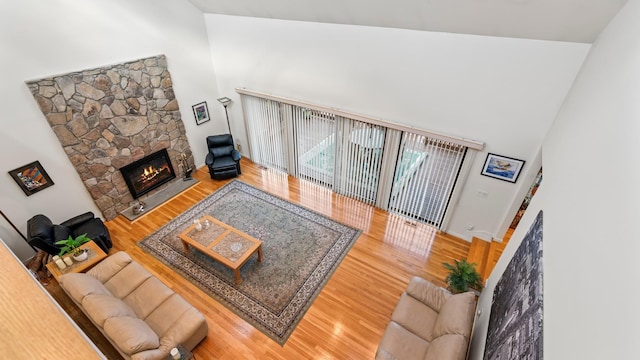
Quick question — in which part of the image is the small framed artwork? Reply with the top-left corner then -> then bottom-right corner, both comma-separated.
192,101 -> 210,125
8,160 -> 55,196
481,153 -> 525,183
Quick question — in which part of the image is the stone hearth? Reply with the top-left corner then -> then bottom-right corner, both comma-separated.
27,55 -> 194,220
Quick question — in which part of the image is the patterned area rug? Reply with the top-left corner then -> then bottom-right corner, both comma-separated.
138,180 -> 361,345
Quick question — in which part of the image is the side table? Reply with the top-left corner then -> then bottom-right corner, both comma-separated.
166,344 -> 193,360
45,241 -> 107,281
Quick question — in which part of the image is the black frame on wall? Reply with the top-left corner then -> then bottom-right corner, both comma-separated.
8,160 -> 55,196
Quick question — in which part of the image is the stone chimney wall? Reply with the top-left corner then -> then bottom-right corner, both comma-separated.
26,55 -> 194,220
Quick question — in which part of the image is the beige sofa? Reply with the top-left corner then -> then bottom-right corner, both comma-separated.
59,251 -> 208,360
376,276 -> 476,360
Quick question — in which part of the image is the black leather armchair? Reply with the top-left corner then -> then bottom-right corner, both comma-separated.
205,134 -> 242,180
27,212 -> 112,255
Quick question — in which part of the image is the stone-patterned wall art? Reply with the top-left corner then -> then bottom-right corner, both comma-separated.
26,55 -> 194,220
484,210 -> 543,360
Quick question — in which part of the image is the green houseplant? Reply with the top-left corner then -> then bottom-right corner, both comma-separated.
55,233 -> 91,260
443,259 -> 484,294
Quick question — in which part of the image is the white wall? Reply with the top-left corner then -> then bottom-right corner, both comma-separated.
469,0 -> 640,358
204,14 -> 589,240
0,0 -> 225,260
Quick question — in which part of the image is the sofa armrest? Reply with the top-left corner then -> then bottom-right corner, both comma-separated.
131,308 -> 208,360
231,149 -> 241,161
61,212 -> 95,228
405,276 -> 450,312
130,306 -> 208,360
130,348 -> 164,360
158,307 -> 208,351
205,153 -> 214,166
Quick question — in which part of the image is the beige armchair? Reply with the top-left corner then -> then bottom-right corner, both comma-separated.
376,276 -> 476,360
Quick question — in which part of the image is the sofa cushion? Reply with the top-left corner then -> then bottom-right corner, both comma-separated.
123,277 -> 175,319
72,218 -> 107,239
59,272 -> 112,304
424,334 -> 468,360
144,293 -> 193,336
87,251 -> 133,283
60,211 -> 94,228
104,316 -> 160,355
103,261 -> 153,299
211,145 -> 234,158
375,348 -> 397,360
432,292 -> 476,339
376,321 -> 429,360
391,292 -> 439,341
405,276 -> 450,312
52,225 -> 72,242
82,294 -> 136,327
155,307 -> 209,353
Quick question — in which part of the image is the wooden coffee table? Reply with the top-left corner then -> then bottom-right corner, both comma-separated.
46,241 -> 107,281
178,215 -> 263,284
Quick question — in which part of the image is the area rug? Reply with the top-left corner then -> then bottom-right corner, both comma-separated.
138,180 -> 361,345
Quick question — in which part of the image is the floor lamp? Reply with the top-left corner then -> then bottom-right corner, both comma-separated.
217,97 -> 232,135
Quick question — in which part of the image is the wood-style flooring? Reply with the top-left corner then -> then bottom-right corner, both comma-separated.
45,158 -> 471,359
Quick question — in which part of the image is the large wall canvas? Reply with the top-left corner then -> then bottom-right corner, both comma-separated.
484,210 -> 543,360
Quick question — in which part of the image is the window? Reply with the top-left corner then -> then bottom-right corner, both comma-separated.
239,89 -> 482,229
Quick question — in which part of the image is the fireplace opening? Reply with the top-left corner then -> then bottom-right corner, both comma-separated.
120,148 -> 176,199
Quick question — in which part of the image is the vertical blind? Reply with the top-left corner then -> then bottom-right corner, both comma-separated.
240,91 -> 476,229
292,107 -> 336,186
242,95 -> 289,172
389,133 -> 467,226
333,118 -> 385,204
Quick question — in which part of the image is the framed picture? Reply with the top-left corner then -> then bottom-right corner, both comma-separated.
484,211 -> 543,360
481,153 -> 525,183
8,160 -> 55,196
192,101 -> 210,125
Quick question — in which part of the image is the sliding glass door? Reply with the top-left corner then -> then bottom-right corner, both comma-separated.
240,92 -> 472,229
292,107 -> 336,187
388,133 -> 466,227
333,119 -> 385,204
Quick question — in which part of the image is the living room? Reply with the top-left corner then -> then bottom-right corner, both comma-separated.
1,0 -> 638,359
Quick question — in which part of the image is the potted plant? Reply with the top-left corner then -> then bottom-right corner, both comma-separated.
55,233 -> 91,261
443,259 -> 484,295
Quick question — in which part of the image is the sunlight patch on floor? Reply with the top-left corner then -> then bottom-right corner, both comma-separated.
383,215 -> 437,257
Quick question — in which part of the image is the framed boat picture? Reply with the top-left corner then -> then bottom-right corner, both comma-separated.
481,153 -> 525,183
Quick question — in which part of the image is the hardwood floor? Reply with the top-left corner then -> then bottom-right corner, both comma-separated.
48,158 -> 471,359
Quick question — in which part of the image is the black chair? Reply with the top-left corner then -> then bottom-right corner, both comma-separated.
205,134 -> 242,180
27,212 -> 112,255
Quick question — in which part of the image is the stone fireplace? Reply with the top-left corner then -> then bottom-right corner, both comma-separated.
26,55 -> 194,220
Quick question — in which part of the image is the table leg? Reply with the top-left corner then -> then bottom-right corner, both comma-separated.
181,240 -> 190,253
234,269 -> 242,285
257,244 -> 263,262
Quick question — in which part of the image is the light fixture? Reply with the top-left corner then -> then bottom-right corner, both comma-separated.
217,97 -> 232,135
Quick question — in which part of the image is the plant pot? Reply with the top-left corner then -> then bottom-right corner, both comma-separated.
72,249 -> 88,262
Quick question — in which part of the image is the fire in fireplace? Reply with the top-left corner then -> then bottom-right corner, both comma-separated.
120,149 -> 176,199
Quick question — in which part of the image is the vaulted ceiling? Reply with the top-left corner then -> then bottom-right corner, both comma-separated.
187,0 -> 628,43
